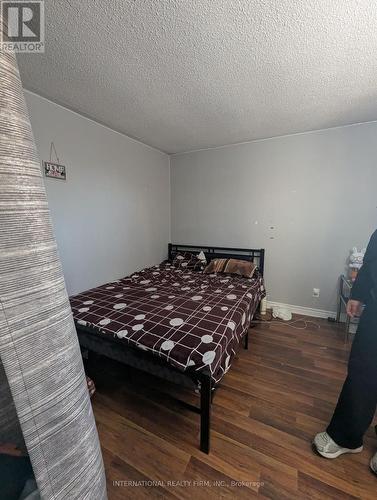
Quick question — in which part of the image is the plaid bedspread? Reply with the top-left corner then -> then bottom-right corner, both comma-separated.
70,261 -> 265,384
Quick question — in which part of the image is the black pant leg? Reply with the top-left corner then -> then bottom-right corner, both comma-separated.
327,304 -> 377,448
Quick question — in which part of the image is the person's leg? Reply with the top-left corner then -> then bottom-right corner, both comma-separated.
326,307 -> 377,449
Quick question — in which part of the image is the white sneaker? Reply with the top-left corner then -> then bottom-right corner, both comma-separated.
313,432 -> 363,459
370,453 -> 377,475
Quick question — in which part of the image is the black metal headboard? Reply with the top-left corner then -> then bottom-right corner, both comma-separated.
168,243 -> 265,276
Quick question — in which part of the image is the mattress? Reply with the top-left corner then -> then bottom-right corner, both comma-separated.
70,261 -> 265,384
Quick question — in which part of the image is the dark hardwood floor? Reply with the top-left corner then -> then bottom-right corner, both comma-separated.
89,316 -> 377,499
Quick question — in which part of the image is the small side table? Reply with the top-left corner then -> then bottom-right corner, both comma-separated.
335,274 -> 358,342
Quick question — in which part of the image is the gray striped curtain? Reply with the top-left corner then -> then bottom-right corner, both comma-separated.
0,41 -> 107,499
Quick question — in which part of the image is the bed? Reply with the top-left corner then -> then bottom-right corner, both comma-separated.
70,244 -> 265,453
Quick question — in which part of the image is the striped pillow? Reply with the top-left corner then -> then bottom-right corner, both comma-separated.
204,258 -> 256,278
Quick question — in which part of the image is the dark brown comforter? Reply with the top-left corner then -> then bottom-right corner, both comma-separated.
70,261 -> 265,384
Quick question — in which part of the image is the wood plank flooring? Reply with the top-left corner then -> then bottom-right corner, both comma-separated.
88,316 -> 377,499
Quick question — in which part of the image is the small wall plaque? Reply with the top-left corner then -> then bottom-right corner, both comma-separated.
44,161 -> 66,181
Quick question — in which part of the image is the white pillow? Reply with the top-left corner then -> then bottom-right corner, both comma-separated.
197,251 -> 207,264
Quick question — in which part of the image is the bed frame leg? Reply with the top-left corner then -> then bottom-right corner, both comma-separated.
244,331 -> 249,350
200,375 -> 211,454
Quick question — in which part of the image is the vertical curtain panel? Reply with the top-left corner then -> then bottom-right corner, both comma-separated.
0,45 -> 107,499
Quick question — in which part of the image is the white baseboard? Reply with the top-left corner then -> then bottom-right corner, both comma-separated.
267,301 -> 336,320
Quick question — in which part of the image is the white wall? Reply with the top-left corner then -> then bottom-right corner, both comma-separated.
25,89 -> 377,312
171,123 -> 377,312
25,91 -> 170,296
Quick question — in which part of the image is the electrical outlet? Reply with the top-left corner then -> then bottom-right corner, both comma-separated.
313,288 -> 320,298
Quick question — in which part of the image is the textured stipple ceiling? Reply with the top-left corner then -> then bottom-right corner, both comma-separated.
18,1 -> 377,154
